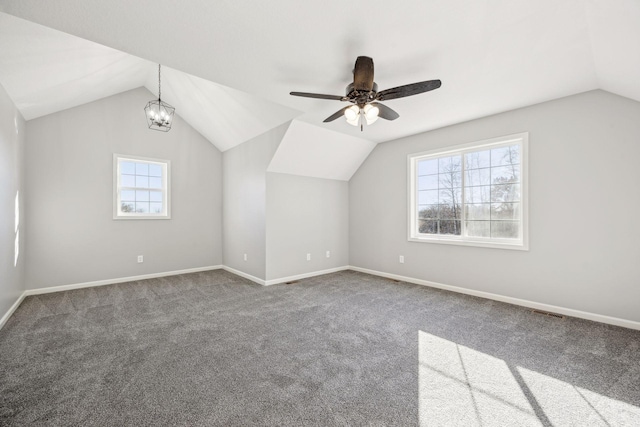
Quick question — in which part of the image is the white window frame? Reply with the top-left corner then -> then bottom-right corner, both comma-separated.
408,132 -> 529,250
113,154 -> 171,220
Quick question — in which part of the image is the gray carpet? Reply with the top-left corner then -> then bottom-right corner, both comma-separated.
0,270 -> 638,426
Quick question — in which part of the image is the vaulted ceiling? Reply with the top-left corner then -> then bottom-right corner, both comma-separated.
0,0 -> 638,179
0,13 -> 300,153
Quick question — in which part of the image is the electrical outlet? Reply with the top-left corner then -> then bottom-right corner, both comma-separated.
399,255 -> 404,264
137,255 -> 143,263
326,250 -> 330,258
306,253 -> 311,261
243,253 -> 247,261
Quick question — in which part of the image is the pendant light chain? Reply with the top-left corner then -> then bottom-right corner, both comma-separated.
158,64 -> 162,101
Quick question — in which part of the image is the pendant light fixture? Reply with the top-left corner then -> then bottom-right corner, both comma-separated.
144,64 -> 175,132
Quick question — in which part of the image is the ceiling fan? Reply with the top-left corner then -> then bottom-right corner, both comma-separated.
290,56 -> 441,131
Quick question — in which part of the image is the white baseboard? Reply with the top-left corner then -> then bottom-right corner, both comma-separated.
3,264 -> 638,332
265,266 -> 350,286
348,265 -> 640,331
221,266 -> 266,285
0,291 -> 27,330
222,265 -> 350,286
24,265 -> 223,297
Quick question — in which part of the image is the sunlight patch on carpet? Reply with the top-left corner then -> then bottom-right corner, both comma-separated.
518,367 -> 640,426
419,331 -> 541,426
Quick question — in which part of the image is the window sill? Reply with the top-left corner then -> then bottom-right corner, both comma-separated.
113,215 -> 171,220
408,235 -> 528,251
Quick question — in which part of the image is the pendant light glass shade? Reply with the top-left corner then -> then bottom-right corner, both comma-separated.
144,64 -> 175,132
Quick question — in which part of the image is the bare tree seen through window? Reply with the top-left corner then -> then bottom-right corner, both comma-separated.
417,144 -> 520,239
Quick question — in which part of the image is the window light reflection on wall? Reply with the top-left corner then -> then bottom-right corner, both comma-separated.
14,191 -> 19,266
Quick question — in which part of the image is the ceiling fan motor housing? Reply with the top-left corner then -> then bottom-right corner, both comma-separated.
345,82 -> 378,106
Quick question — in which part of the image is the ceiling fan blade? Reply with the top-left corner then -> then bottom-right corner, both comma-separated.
353,56 -> 374,91
371,102 -> 399,121
376,79 -> 441,101
290,92 -> 344,101
323,106 -> 350,122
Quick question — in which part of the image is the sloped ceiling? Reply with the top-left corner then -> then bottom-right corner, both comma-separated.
0,1 -> 639,179
142,65 -> 299,152
585,0 -> 640,102
0,13 -> 300,152
0,13 -> 148,120
267,121 -> 375,181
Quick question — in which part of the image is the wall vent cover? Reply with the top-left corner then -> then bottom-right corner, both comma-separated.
532,309 -> 565,319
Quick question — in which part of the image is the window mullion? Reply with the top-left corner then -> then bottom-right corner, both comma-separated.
121,187 -> 156,191
460,152 -> 466,239
117,160 -> 123,214
414,159 -> 418,236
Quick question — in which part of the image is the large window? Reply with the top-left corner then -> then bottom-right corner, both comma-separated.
408,133 -> 528,250
113,155 -> 170,219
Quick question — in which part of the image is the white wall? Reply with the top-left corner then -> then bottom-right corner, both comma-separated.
222,123 -> 289,280
266,172 -> 348,280
0,82 -> 25,319
350,90 -> 640,323
24,87 -> 222,289
223,123 -> 350,283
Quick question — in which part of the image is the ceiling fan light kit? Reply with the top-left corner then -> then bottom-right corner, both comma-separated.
290,56 -> 441,131
344,103 -> 381,127
144,64 -> 175,132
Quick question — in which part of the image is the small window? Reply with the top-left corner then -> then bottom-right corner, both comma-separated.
408,133 -> 528,250
114,155 -> 170,219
